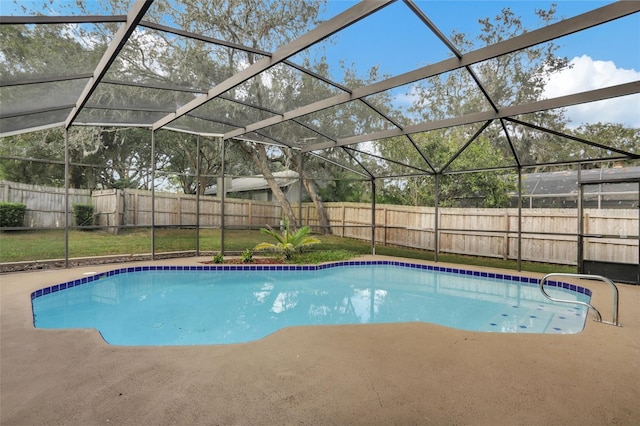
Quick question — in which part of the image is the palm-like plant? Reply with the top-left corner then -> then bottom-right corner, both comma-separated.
254,219 -> 320,260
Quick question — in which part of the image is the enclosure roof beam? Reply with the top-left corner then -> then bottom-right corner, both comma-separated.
0,73 -> 93,87
0,104 -> 75,120
138,21 -> 356,96
404,0 -> 462,58
358,97 -> 436,173
4,85 -> 193,120
506,117 -> 639,158
500,119 -> 521,168
140,21 -> 270,57
224,1 -> 639,142
161,127 -> 223,138
152,0 -> 395,131
375,172 -> 435,179
0,15 -> 126,24
517,157 -> 633,171
435,158 -> 635,175
72,122 -> 153,128
64,0 -> 153,129
232,135 -> 298,150
343,146 -> 431,174
215,95 -> 340,145
101,79 -> 207,94
183,112 -> 253,133
306,152 -> 370,178
441,165 -> 521,176
303,81 -> 640,152
582,176 -> 640,184
440,121 -> 493,173
404,0 -> 499,113
0,122 -> 64,138
342,148 -> 375,179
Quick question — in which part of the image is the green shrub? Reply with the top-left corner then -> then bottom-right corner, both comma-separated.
0,202 -> 27,228
72,204 -> 94,227
213,252 -> 224,264
254,219 -> 320,260
241,248 -> 253,263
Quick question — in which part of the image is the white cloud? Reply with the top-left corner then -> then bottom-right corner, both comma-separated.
543,55 -> 640,127
393,84 -> 420,106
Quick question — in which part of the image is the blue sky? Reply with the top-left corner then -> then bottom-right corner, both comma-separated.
319,1 -> 639,70
315,0 -> 640,127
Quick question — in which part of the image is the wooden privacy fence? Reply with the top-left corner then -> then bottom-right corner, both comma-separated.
0,180 -> 91,228
305,203 -> 638,266
92,189 -> 283,230
2,182 -> 637,266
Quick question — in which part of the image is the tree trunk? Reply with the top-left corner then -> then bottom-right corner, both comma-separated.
240,142 -> 298,228
301,177 -> 331,235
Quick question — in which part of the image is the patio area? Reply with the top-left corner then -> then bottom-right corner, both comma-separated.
1,256 -> 638,425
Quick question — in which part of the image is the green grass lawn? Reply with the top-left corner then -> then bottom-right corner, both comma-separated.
0,228 -> 575,274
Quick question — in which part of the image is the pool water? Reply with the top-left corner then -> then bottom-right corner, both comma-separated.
32,263 -> 591,345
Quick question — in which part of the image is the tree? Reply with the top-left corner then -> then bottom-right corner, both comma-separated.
156,134 -> 254,195
0,127 -> 119,189
0,19 -> 101,187
0,129 -> 66,186
0,21 -> 104,80
377,134 -> 516,207
239,141 -> 299,227
408,6 -> 569,166
316,175 -> 369,203
6,1 -> 593,214
83,127 -> 159,189
571,123 -> 640,168
169,0 -> 331,228
372,6 -> 571,205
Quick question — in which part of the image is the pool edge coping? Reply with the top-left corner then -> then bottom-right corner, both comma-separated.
30,260 -> 592,301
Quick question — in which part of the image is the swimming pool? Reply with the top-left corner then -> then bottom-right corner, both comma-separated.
31,261 -> 591,345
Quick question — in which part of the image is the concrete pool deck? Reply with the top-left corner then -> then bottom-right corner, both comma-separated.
1,256 -> 639,425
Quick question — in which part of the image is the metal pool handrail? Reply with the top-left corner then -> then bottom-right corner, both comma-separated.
539,273 -> 621,327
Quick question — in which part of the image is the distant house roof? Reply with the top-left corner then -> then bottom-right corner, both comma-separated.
204,170 -> 299,195
523,166 -> 640,195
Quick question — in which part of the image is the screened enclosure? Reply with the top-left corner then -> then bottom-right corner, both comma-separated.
0,0 -> 638,279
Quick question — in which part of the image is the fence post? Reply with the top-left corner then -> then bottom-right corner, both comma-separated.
113,189 -> 123,235
434,174 -> 440,262
131,192 -> 136,226
577,165 -> 583,273
382,206 -> 387,246
2,181 -> 9,202
151,129 -> 156,260
584,212 -> 590,264
503,210 -> 509,260
196,135 -> 201,256
64,128 -> 69,268
177,196 -> 182,227
298,152 -> 303,227
517,166 -> 523,271
371,179 -> 376,255
220,138 -> 226,255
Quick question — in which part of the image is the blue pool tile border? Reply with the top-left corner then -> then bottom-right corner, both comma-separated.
30,260 -> 592,300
